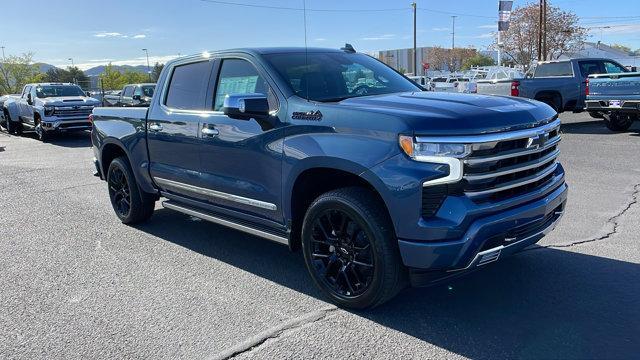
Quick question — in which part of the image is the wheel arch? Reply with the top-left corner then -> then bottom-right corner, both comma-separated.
534,90 -> 563,111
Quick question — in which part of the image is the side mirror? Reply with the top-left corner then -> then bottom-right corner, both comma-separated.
222,93 -> 270,120
86,91 -> 91,97
26,93 -> 33,105
132,94 -> 141,101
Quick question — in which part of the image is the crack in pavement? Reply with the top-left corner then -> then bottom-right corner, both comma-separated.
207,306 -> 338,360
526,183 -> 640,251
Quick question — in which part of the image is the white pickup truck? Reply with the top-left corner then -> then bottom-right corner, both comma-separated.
1,83 -> 99,141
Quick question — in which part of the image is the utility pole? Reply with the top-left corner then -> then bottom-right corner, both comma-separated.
1,46 -> 5,61
412,2 -> 417,76
451,16 -> 457,49
542,0 -> 547,60
537,0 -> 543,61
142,48 -> 151,81
68,58 -> 74,67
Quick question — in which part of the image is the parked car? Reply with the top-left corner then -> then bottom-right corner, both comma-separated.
2,83 -> 99,141
585,72 -> 640,131
92,47 -> 567,309
103,84 -> 156,107
102,90 -> 122,106
478,58 -> 629,113
0,94 -> 20,130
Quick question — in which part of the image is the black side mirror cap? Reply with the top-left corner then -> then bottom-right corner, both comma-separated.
222,93 -> 270,120
132,94 -> 141,101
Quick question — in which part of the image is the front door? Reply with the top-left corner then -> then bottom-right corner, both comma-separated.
147,59 -> 215,200
198,56 -> 284,224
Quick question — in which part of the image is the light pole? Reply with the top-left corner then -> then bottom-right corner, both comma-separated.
68,58 -> 74,67
1,46 -> 5,61
142,48 -> 151,81
451,16 -> 457,49
411,2 -> 417,76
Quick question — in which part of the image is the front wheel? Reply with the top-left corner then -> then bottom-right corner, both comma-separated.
301,187 -> 406,309
107,157 -> 155,224
35,121 -> 49,142
603,112 -> 633,132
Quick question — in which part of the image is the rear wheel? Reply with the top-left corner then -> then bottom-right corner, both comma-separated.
588,111 -> 604,119
301,187 -> 406,309
538,96 -> 560,112
107,156 -> 155,224
4,110 -> 17,134
603,112 -> 633,132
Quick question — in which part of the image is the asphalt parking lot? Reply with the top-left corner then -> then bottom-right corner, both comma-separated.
1,113 -> 639,359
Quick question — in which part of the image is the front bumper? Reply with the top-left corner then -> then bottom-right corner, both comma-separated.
398,181 -> 567,273
41,118 -> 92,132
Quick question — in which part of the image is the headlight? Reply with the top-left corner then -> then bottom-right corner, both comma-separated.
399,135 -> 470,185
44,105 -> 55,116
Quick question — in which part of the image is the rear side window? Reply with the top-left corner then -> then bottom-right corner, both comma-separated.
603,61 -> 626,74
123,86 -> 134,97
579,61 -> 602,77
165,61 -> 211,110
535,62 -> 573,77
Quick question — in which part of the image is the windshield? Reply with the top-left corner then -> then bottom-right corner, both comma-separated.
264,52 -> 420,102
142,86 -> 155,97
35,85 -> 85,98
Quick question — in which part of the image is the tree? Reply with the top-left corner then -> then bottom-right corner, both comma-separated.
0,53 -> 39,94
611,44 -> 632,55
428,47 -> 477,72
498,3 -> 586,66
462,53 -> 495,70
100,63 -> 125,90
122,70 -> 149,85
151,62 -> 164,82
67,66 -> 90,90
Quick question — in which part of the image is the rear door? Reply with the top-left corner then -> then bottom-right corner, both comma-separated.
197,56 -> 284,224
119,86 -> 134,107
146,59 -> 215,199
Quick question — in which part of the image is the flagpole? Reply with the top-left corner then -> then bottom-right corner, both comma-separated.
497,30 -> 501,67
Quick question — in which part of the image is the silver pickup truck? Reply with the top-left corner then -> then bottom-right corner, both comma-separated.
1,83 -> 99,141
585,72 -> 640,131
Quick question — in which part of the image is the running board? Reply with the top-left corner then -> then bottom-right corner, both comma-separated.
162,201 -> 289,246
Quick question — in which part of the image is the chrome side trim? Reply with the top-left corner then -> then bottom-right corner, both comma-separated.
154,177 -> 277,211
464,135 -> 561,165
415,118 -> 560,144
162,201 -> 288,245
464,148 -> 560,181
448,209 -> 563,272
464,162 -> 558,197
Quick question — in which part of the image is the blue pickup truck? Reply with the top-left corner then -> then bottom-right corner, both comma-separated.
91,47 -> 568,308
585,72 -> 640,131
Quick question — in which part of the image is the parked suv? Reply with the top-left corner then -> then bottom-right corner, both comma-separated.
92,47 -> 567,308
2,83 -> 99,141
103,83 -> 155,107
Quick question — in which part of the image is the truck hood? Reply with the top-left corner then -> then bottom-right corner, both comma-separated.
39,96 -> 100,106
340,91 -> 557,135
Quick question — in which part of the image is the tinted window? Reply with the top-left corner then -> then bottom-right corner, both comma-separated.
165,61 -> 211,110
264,52 -> 419,102
142,85 -> 155,97
579,61 -> 602,77
213,59 -> 276,111
35,85 -> 85,98
122,86 -> 134,97
604,61 -> 627,74
22,86 -> 31,98
535,62 -> 573,77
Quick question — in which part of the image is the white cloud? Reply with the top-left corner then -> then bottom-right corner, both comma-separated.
69,55 -> 180,71
475,32 -> 495,39
478,24 -> 497,29
432,27 -> 449,32
94,32 -> 124,38
595,24 -> 640,35
132,34 -> 147,39
362,34 -> 395,41
314,38 -> 327,42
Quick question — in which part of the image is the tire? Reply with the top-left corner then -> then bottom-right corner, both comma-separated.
603,112 -> 633,132
301,187 -> 407,309
538,97 -> 560,113
107,156 -> 155,224
35,118 -> 49,142
588,111 -> 604,119
4,110 -> 16,135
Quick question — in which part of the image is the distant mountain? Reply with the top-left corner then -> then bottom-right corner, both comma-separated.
34,63 -> 59,73
84,65 -> 149,77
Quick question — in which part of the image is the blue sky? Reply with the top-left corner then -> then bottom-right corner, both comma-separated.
0,0 -> 638,69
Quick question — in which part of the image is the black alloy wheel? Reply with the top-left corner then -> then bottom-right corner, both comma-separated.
108,166 -> 131,218
309,208 -> 375,298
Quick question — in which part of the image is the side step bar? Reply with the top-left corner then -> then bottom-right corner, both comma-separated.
162,201 -> 289,246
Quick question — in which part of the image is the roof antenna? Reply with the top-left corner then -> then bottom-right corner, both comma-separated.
302,0 -> 309,102
341,43 -> 356,53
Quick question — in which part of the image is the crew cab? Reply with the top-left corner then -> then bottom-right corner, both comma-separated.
103,83 -> 155,107
2,83 -> 99,141
478,58 -> 628,113
585,72 -> 640,131
92,47 -> 568,309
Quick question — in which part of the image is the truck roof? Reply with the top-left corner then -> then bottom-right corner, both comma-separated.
25,83 -> 79,87
169,47 -> 350,65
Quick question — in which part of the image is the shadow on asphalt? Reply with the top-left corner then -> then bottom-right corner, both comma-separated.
138,209 -> 639,359
16,130 -> 93,148
561,118 -> 640,137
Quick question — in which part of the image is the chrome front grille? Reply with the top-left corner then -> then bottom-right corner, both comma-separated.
462,119 -> 561,201
53,105 -> 93,118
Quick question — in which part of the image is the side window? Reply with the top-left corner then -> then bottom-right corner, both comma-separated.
133,86 -> 142,96
534,62 -> 573,77
604,61 -> 626,74
22,86 -> 31,98
579,61 -> 602,77
122,86 -> 134,97
213,59 -> 277,111
165,61 -> 211,110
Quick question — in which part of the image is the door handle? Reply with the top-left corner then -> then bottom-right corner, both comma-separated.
149,123 -> 163,132
201,127 -> 219,137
